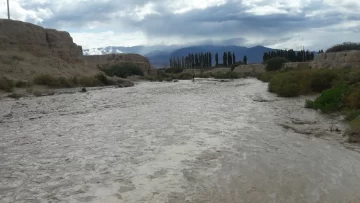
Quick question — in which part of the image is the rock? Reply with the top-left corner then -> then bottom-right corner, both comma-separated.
83,54 -> 155,76
116,79 -> 134,88
330,124 -> 341,132
283,62 -> 311,69
310,50 -> 360,69
0,19 -> 99,80
233,64 -> 266,74
81,87 -> 87,92
173,79 -> 178,82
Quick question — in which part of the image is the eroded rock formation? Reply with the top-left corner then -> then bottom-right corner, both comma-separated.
310,50 -> 360,69
0,19 -> 99,80
0,19 -> 155,80
232,64 -> 265,74
83,54 -> 154,75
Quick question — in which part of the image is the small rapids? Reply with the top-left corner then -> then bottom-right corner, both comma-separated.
1,79 -> 360,203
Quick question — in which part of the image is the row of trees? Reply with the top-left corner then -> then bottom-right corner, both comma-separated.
169,52 -> 248,68
263,49 -> 315,62
169,52 -> 212,68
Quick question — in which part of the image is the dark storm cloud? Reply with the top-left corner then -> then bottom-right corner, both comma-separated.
18,0 -> 360,48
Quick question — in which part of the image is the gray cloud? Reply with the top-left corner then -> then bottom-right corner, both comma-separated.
10,0 -> 360,50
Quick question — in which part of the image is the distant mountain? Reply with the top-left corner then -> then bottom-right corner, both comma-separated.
145,45 -> 274,68
83,45 -> 182,56
168,45 -> 273,66
83,45 -> 275,68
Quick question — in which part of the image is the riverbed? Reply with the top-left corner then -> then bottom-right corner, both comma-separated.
1,79 -> 360,203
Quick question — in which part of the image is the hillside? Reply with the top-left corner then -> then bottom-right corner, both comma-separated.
0,19 -> 153,81
0,19 -> 99,80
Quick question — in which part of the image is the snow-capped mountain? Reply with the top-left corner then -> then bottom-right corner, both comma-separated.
83,47 -> 123,55
82,45 -> 182,56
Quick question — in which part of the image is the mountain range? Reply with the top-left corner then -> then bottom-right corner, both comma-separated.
83,45 -> 275,68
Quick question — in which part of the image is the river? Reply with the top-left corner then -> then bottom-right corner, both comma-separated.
1,78 -> 360,203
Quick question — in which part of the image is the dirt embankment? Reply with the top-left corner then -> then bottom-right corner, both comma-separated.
0,19 -> 100,80
0,19 -> 155,82
83,54 -> 155,76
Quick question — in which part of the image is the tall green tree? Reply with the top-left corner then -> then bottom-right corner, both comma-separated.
215,53 -> 219,66
243,55 -> 247,64
228,51 -> 232,66
195,53 -> 199,67
223,52 -> 227,66
232,53 -> 235,64
209,52 -> 212,68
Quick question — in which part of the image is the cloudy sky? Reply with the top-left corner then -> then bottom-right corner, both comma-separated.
1,0 -> 359,50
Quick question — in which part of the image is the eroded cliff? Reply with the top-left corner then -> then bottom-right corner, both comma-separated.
310,50 -> 360,69
0,19 -> 154,81
0,19 -> 100,80
83,54 -> 154,75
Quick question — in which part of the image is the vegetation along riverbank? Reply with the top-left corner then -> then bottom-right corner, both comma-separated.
257,42 -> 360,143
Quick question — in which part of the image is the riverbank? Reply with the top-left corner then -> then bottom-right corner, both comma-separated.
257,68 -> 360,144
0,74 -> 134,99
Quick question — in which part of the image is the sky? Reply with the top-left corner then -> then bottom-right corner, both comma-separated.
1,0 -> 359,50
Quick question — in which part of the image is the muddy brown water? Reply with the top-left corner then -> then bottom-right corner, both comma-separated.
1,79 -> 360,203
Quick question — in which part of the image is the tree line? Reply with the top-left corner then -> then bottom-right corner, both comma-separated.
169,52 -> 212,68
169,52 -> 248,68
263,49 -> 315,62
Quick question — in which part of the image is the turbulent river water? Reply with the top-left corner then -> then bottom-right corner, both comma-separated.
1,78 -> 360,203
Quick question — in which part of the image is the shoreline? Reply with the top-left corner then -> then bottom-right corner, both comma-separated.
260,91 -> 360,152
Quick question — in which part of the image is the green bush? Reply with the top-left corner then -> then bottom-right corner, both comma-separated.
347,88 -> 360,109
305,84 -> 349,113
266,69 -> 351,97
309,69 -> 338,92
214,72 -> 240,79
33,74 -> 60,87
15,80 -> 32,88
58,77 -> 75,88
326,42 -> 360,53
269,74 -> 300,97
0,77 -> 15,92
257,72 -> 277,82
8,93 -> 22,99
196,72 -> 215,78
266,57 -> 289,71
165,67 -> 184,74
268,71 -> 310,97
347,117 -> 360,142
72,76 -> 79,86
177,73 -> 192,80
78,76 -> 102,87
102,64 -> 144,78
345,110 -> 360,121
95,73 -> 116,86
347,70 -> 360,85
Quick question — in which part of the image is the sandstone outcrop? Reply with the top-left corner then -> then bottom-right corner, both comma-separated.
310,50 -> 360,69
232,64 -> 265,74
0,19 -> 99,80
283,62 -> 310,69
0,19 -> 154,81
83,54 -> 154,75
